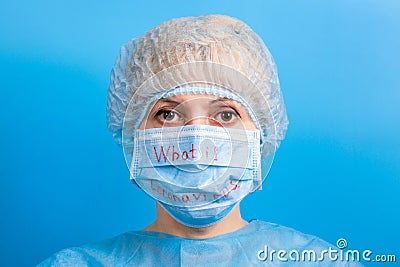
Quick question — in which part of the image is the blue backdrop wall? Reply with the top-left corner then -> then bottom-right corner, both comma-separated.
1,0 -> 399,266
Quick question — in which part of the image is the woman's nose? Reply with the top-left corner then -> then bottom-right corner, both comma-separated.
185,116 -> 212,126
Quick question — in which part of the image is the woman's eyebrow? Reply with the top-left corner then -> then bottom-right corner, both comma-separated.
149,99 -> 181,115
210,98 -> 239,106
155,99 -> 181,105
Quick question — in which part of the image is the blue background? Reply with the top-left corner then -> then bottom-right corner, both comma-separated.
1,0 -> 399,266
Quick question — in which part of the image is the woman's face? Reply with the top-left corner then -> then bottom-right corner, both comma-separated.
141,94 -> 256,130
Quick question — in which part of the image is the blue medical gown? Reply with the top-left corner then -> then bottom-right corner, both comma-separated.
38,220 -> 363,266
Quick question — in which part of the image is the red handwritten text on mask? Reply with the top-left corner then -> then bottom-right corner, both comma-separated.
150,180 -> 239,203
153,144 -> 218,163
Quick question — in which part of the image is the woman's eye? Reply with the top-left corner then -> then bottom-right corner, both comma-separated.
216,111 -> 237,123
163,111 -> 175,121
156,110 -> 181,123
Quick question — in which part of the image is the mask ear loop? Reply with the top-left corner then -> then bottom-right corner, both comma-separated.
250,129 -> 266,192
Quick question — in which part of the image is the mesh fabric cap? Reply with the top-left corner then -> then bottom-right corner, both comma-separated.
107,14 -> 289,157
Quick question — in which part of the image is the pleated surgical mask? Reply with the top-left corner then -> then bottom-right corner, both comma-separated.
129,124 -> 261,227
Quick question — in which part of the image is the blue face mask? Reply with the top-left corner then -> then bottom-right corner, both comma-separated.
130,124 -> 261,228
